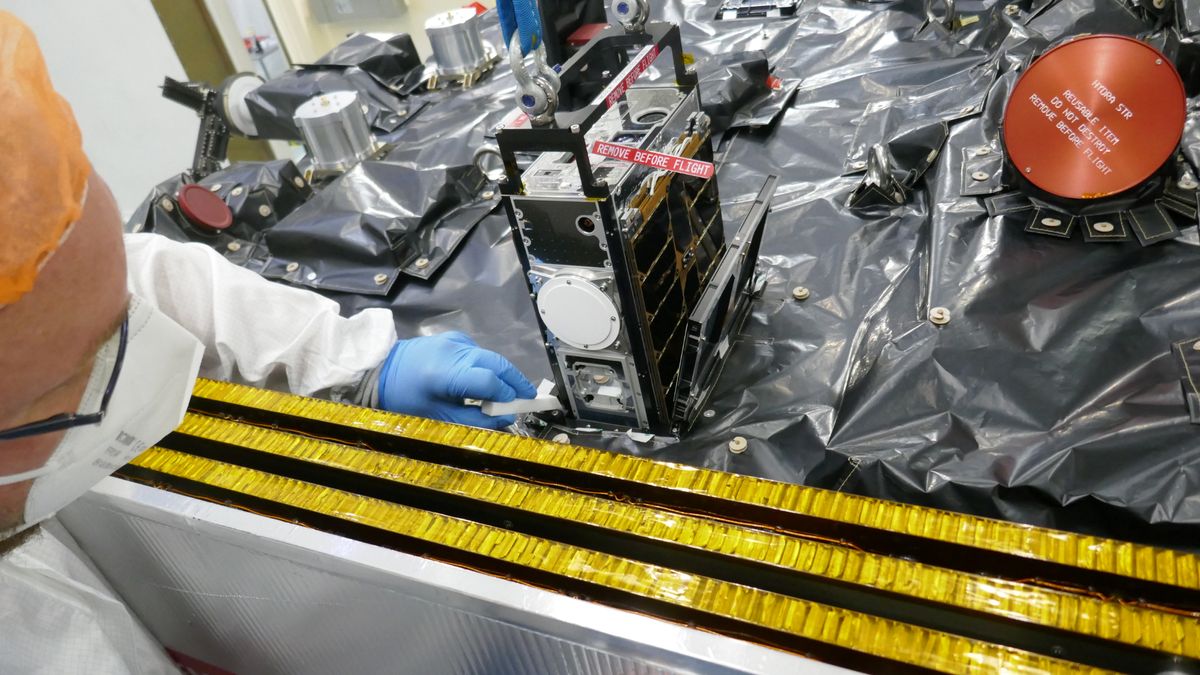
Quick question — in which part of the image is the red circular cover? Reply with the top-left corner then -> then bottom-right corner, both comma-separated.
177,184 -> 233,231
1003,35 -> 1186,200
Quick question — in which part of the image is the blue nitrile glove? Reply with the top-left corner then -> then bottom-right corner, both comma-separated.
378,331 -> 537,429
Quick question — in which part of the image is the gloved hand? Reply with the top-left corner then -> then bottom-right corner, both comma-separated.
378,331 -> 537,429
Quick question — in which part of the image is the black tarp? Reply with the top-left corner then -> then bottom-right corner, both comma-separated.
133,0 -> 1200,551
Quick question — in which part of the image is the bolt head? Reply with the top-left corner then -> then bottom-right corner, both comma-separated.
930,307 -> 951,326
703,409 -> 716,418
1179,178 -> 1198,190
1040,217 -> 1062,228
1193,341 -> 1200,352
971,171 -> 990,182
792,286 -> 811,301
1004,3 -> 1019,14
571,124 -> 581,134
373,273 -> 388,285
975,146 -> 991,156
231,186 -> 245,197
552,433 -> 571,444
160,197 -> 175,212
482,190 -> 496,199
415,257 -> 431,269
258,204 -> 272,217
226,242 -> 242,252
850,160 -> 866,170
285,262 -> 299,273
209,184 -> 222,192
293,176 -> 306,189
728,436 -> 748,454
1093,221 -> 1115,233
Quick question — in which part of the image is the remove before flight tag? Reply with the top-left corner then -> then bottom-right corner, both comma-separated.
590,140 -> 715,180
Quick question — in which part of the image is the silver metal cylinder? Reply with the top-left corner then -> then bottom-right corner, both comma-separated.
293,91 -> 376,173
425,8 -> 488,78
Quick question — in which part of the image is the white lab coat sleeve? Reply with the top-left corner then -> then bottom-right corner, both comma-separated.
0,519 -> 180,675
123,233 -> 397,399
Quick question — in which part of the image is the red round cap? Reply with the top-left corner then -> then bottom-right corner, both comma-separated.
1003,35 -> 1186,200
177,183 -> 233,231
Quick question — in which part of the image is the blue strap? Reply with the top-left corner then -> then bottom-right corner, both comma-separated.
495,0 -> 543,56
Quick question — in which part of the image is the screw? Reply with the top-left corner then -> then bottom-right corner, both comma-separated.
930,307 -> 951,326
415,257 -> 430,269
1040,217 -> 1062,227
286,262 -> 300,273
209,184 -> 221,191
571,124 -> 581,134
482,190 -> 495,199
792,286 -> 811,301
1093,221 -> 1115,233
258,204 -> 272,217
231,186 -> 244,197
1004,3 -> 1019,14
373,273 -> 388,285
552,433 -> 571,443
160,197 -> 175,212
728,436 -> 748,454
293,176 -> 306,189
703,409 -> 715,418
226,242 -> 242,252
975,147 -> 991,156
971,171 -> 990,182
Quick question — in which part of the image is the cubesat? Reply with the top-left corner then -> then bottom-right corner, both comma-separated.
496,16 -> 776,435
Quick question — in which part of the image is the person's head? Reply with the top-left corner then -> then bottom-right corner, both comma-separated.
0,13 -> 129,539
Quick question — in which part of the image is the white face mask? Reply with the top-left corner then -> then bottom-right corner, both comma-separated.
0,295 -> 203,538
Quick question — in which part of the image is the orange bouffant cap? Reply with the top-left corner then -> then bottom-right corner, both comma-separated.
0,11 -> 91,306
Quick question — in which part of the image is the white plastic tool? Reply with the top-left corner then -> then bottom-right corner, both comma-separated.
480,379 -> 564,417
